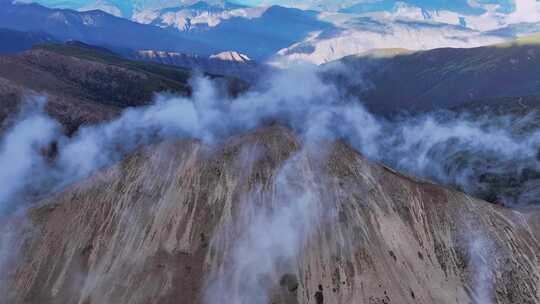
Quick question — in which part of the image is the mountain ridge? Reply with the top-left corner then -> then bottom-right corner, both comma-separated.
0,1 -> 215,55
0,42 -> 246,133
336,41 -> 540,113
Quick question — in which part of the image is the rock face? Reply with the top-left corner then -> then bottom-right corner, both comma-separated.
3,126 -> 540,304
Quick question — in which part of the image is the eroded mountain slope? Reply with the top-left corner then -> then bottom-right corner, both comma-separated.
4,126 -> 540,304
338,42 -> 540,114
0,42 -> 247,132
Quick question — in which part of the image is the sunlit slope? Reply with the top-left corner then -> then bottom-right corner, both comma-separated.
340,35 -> 540,113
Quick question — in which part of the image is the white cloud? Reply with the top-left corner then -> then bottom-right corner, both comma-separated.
507,0 -> 540,23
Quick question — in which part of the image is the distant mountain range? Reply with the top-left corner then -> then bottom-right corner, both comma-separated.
273,17 -> 506,65
2,0 -> 540,110
2,0 -> 540,69
333,33 -> 540,114
0,26 -> 265,82
6,0 -> 540,66
131,49 -> 264,81
20,0 -> 536,19
132,1 -> 254,30
0,2 -> 214,55
0,1 -> 333,61
133,4 -> 333,60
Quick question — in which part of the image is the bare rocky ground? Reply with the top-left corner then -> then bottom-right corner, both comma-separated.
0,43 -> 246,133
2,125 -> 540,304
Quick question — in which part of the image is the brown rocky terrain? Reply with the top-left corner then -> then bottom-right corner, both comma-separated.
0,42 -> 246,133
3,125 -> 540,304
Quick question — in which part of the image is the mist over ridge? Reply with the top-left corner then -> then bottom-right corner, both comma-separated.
2,69 -> 536,303
0,62 -> 538,219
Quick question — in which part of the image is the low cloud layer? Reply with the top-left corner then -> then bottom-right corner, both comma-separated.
1,64 -> 539,215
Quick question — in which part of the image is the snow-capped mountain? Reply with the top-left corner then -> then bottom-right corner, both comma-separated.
209,51 -> 251,62
273,13 -> 506,65
14,0 -> 225,18
124,0 -> 540,65
133,49 -> 261,81
133,1 -> 267,31
140,4 -> 332,60
0,1 -> 332,60
269,0 -> 540,64
352,1 -> 540,32
8,0 -> 540,66
0,1 -> 216,54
